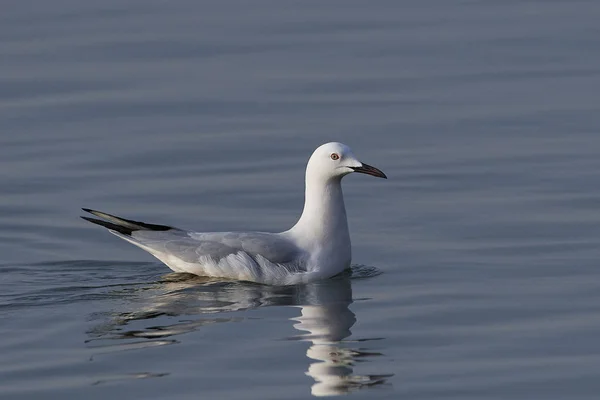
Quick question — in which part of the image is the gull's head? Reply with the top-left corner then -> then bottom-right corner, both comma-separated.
306,142 -> 387,181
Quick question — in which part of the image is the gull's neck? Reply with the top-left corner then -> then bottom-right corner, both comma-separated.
289,175 -> 350,248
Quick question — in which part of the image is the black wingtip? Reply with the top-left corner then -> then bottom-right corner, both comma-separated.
81,216 -> 134,236
80,208 -> 176,233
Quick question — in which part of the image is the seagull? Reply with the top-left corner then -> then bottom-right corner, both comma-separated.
82,142 -> 386,285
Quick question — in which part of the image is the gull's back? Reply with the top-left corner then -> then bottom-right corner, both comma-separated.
112,228 -> 309,284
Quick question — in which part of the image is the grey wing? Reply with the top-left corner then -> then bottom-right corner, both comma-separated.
131,230 -> 302,267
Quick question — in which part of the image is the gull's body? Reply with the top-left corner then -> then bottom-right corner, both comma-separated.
82,142 -> 386,285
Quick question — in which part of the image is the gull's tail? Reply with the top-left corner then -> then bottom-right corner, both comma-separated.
81,208 -> 176,236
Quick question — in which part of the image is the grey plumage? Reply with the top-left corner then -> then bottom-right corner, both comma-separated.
81,209 -> 306,277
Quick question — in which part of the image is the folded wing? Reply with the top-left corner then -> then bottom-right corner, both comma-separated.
81,209 -> 306,280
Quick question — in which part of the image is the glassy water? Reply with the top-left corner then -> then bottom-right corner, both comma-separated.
2,1 -> 600,399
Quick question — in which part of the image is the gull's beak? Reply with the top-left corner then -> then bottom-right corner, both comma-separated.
350,163 -> 387,179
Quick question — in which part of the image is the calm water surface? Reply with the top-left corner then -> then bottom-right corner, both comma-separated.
2,1 -> 600,399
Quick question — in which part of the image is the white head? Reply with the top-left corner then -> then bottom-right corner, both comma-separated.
305,142 -> 387,182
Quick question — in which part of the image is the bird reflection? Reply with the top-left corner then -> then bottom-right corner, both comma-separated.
289,277 -> 391,396
88,268 -> 391,396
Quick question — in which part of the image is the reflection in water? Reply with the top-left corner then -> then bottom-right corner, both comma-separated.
88,267 -> 391,396
290,277 -> 392,396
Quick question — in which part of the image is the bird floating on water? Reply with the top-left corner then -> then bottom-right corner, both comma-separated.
82,142 -> 387,285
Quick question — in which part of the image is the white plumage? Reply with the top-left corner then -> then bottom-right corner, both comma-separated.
82,142 -> 386,285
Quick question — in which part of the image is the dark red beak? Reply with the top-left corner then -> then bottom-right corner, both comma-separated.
350,163 -> 387,179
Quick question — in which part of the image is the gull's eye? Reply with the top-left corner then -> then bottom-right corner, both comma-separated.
330,153 -> 339,160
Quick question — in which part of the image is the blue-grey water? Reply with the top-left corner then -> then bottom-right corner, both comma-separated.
2,1 -> 600,399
